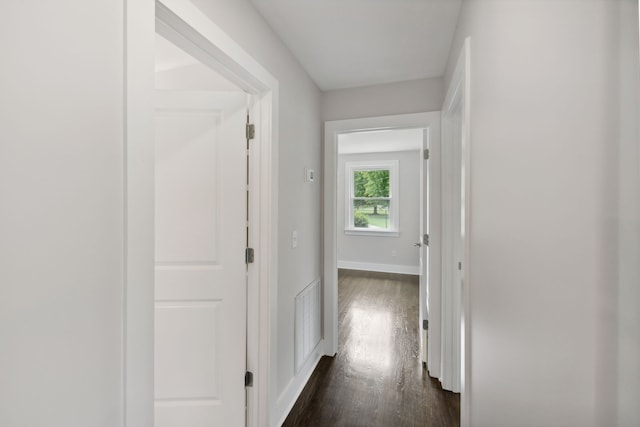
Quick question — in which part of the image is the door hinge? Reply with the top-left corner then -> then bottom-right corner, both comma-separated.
423,149 -> 429,160
245,371 -> 254,387
246,123 -> 255,140
423,234 -> 429,246
245,247 -> 255,264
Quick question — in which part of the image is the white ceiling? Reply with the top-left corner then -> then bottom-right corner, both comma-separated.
249,0 -> 462,91
338,128 -> 423,154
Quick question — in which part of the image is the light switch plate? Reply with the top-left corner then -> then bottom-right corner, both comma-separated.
305,168 -> 315,182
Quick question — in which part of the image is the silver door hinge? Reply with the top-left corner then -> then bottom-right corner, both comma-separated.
245,247 -> 255,264
423,149 -> 429,160
246,123 -> 255,140
245,371 -> 253,387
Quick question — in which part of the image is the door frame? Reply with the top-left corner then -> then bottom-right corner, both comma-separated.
124,1 -> 279,425
441,36 -> 471,426
323,112 -> 441,357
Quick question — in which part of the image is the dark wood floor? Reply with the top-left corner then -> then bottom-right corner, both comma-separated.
282,269 -> 460,427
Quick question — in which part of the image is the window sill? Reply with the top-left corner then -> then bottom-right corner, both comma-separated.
344,229 -> 400,237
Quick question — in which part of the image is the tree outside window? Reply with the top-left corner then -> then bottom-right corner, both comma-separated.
345,160 -> 399,234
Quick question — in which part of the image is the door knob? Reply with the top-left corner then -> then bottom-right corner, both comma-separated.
413,242 -> 422,247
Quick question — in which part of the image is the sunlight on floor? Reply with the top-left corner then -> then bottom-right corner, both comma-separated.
347,306 -> 392,371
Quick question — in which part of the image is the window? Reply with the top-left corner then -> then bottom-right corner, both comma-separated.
345,160 -> 399,235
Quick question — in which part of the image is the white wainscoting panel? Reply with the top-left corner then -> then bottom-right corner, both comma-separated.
294,279 -> 322,373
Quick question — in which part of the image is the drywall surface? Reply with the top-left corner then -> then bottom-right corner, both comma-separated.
337,150 -> 421,273
616,1 -> 640,425
186,1 -> 322,425
444,1 -> 625,425
322,77 -> 444,121
0,1 -> 124,426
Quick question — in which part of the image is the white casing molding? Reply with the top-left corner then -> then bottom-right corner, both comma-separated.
124,1 -> 155,425
440,36 -> 471,425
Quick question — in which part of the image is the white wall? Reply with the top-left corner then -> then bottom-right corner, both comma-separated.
0,1 -> 321,426
0,1 -> 124,426
445,1 -> 635,426
185,1 -> 322,425
322,77 -> 444,121
337,151 -> 421,274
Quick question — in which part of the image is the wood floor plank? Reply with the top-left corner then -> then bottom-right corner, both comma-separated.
282,269 -> 460,427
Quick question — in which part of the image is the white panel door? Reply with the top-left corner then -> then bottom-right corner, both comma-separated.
154,90 -> 247,427
419,130 -> 429,363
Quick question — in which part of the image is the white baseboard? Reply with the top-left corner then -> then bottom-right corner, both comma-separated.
272,342 -> 323,427
337,260 -> 420,275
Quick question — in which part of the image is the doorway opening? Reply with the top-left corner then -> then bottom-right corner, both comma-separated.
124,2 -> 279,425
323,112 -> 441,360
336,128 -> 423,270
335,126 -> 427,358
153,32 -> 249,426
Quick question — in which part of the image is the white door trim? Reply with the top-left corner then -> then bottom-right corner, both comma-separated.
441,36 -> 471,426
124,1 -> 279,425
323,112 -> 441,357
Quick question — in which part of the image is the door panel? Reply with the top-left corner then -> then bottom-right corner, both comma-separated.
154,91 -> 247,427
155,110 -> 221,264
155,302 -> 221,399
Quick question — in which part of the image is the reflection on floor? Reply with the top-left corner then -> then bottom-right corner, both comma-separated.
283,269 -> 460,427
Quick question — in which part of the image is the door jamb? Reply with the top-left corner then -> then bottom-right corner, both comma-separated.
323,112 -> 441,357
124,1 -> 279,425
442,36 -> 471,427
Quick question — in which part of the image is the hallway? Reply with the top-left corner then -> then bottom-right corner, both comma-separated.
283,270 -> 460,426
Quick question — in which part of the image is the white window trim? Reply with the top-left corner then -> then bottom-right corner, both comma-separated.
344,159 -> 399,236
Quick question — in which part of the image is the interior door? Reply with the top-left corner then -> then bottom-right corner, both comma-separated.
419,129 -> 430,363
154,90 -> 248,427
